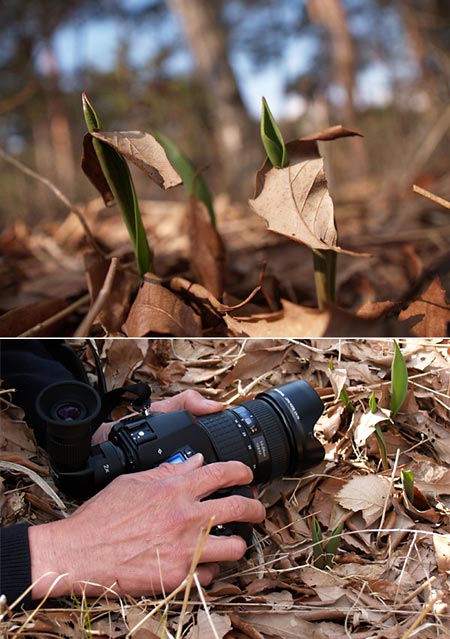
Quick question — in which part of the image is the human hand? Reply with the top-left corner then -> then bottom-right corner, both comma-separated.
29,454 -> 265,600
91,390 -> 223,445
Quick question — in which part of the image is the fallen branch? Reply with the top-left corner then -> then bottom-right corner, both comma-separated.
74,258 -> 119,336
19,294 -> 90,337
0,147 -> 107,257
413,184 -> 450,211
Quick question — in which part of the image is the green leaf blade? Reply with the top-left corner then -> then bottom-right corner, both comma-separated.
325,524 -> 343,567
82,91 -> 152,276
154,131 -> 216,227
82,92 -> 101,131
390,341 -> 408,418
261,97 -> 288,168
92,137 -> 151,276
401,470 -> 415,504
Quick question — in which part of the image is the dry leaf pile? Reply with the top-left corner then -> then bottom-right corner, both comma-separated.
1,338 -> 449,638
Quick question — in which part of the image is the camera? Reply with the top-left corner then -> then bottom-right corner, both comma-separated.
36,380 -> 325,542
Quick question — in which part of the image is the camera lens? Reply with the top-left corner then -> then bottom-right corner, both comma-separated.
196,380 -> 324,483
56,404 -> 82,421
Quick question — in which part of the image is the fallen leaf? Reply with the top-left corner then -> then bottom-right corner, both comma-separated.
353,408 -> 391,447
81,133 -> 114,206
188,197 -> 225,299
250,128 -> 362,254
0,417 -> 37,457
0,298 -> 69,336
337,475 -> 391,525
326,366 -> 347,399
91,130 -> 182,189
399,277 -> 450,336
237,612 -> 328,639
124,280 -> 202,336
224,300 -> 330,337
102,339 -> 150,388
84,252 -> 138,333
186,611 -> 232,639
433,534 -> 450,573
219,342 -> 292,387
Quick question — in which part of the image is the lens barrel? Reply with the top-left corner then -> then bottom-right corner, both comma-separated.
197,380 -> 324,483
36,381 -> 101,471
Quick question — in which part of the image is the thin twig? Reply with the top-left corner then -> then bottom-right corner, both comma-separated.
400,594 -> 440,639
74,257 -> 119,336
175,517 -> 215,639
19,294 -> 90,337
413,184 -> 450,211
0,147 -> 107,257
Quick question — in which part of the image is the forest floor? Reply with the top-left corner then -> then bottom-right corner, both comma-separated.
1,338 -> 449,638
1,178 -> 450,338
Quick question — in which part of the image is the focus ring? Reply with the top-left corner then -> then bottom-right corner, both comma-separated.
242,402 -> 291,481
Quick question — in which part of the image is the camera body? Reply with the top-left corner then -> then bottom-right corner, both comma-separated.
37,380 -> 325,543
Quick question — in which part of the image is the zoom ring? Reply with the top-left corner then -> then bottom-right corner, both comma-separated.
198,413 -> 255,468
242,402 -> 291,481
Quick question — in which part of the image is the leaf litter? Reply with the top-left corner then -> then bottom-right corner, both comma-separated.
1,124 -> 450,336
1,338 -> 449,638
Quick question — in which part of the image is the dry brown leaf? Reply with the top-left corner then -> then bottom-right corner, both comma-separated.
399,277 -> 450,336
81,133 -> 114,206
225,300 -> 330,337
352,408 -> 391,447
186,611 -> 232,639
0,417 -> 37,457
124,280 -> 202,336
337,475 -> 391,525
237,612 -> 329,639
188,197 -> 225,299
84,253 -> 138,333
91,130 -> 182,189
219,342 -> 292,387
433,534 -> 450,573
0,298 -> 69,336
224,299 -> 416,337
249,128 -> 362,254
102,339 -> 150,388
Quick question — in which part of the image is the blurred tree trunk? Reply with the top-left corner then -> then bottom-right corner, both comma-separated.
41,46 -> 76,196
166,0 -> 255,193
307,0 -> 368,178
399,0 -> 448,108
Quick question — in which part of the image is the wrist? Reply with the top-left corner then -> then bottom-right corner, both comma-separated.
28,520 -> 75,600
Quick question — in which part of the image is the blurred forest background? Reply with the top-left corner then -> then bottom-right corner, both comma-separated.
0,0 -> 449,336
1,0 -> 449,219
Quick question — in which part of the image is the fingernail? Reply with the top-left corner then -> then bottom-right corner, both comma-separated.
192,453 -> 204,464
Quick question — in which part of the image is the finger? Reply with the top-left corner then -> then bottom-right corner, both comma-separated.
195,563 -> 221,587
152,390 -> 223,416
139,452 -> 204,481
201,494 -> 266,526
200,535 -> 248,563
189,461 -> 254,499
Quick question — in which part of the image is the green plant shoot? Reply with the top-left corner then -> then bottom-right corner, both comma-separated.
260,97 -> 336,310
401,469 -> 415,504
329,357 -> 354,412
325,524 -> 343,566
369,391 -> 377,413
312,516 -> 325,569
374,424 -> 388,470
261,97 -> 288,168
154,131 -> 216,227
82,93 -> 151,277
390,341 -> 408,418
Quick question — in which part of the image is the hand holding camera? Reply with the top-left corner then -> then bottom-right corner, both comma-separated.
30,379 -> 324,599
